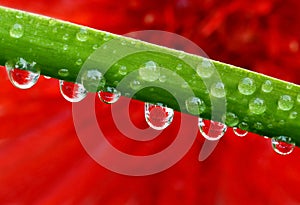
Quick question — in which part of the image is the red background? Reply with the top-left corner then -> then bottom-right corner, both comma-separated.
1,0 -> 300,204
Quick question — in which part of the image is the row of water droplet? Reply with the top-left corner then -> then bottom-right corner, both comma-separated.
4,58 -> 297,156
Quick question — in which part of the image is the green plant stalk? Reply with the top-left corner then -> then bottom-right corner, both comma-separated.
1,6 -> 300,145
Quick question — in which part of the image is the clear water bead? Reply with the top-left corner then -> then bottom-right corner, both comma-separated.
233,127 -> 248,137
249,98 -> 266,115
198,118 -> 227,141
278,95 -> 294,111
130,80 -> 141,90
271,136 -> 295,156
144,103 -> 174,130
76,28 -> 88,42
185,97 -> 206,115
139,61 -> 160,82
261,80 -> 273,93
5,58 -> 40,89
98,87 -> 121,104
238,77 -> 256,95
118,66 -> 127,75
10,23 -> 24,38
81,69 -> 106,92
58,68 -> 69,77
210,82 -> 226,98
196,59 -> 214,78
59,80 -> 87,102
223,112 -> 239,127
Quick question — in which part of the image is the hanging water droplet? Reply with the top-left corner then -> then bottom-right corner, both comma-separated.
198,118 -> 227,141
223,112 -> 239,127
278,95 -> 294,111
130,80 -> 141,90
210,82 -> 226,98
249,97 -> 266,115
58,68 -> 69,77
196,59 -> 214,78
10,23 -> 24,38
59,80 -> 87,102
76,28 -> 88,42
81,69 -> 106,92
5,58 -> 40,89
139,61 -> 160,82
233,127 -> 248,137
289,111 -> 298,119
185,97 -> 206,115
118,66 -> 127,75
261,80 -> 273,93
98,87 -> 121,104
271,136 -> 295,156
238,77 -> 256,95
145,103 -> 174,130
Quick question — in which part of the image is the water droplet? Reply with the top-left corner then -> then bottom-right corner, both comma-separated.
92,44 -> 99,50
159,75 -> 167,83
198,118 -> 227,141
76,28 -> 88,42
81,69 -> 106,92
58,69 -> 69,77
98,87 -> 121,104
176,64 -> 183,71
145,103 -> 174,130
139,61 -> 160,82
238,122 -> 249,130
5,59 -> 40,89
289,111 -> 298,119
233,127 -> 248,137
278,95 -> 294,111
103,34 -> 111,41
59,80 -> 87,102
75,59 -> 83,66
196,59 -> 214,78
271,136 -> 295,155
178,51 -> 185,59
118,66 -> 127,75
253,122 -> 263,130
249,98 -> 266,115
130,80 -> 141,90
238,77 -> 256,95
185,97 -> 206,115
63,45 -> 68,51
261,80 -> 273,93
223,112 -> 239,127
286,84 -> 293,89
62,33 -> 69,41
210,82 -> 226,98
16,13 -> 23,19
10,23 -> 24,38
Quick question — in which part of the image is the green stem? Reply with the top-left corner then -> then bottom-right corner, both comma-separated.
1,6 -> 300,145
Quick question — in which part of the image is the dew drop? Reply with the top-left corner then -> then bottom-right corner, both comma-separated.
238,122 -> 249,130
176,64 -> 183,71
139,61 -> 160,82
238,77 -> 256,95
289,111 -> 298,119
249,97 -> 266,114
130,80 -> 141,90
145,103 -> 174,130
62,33 -> 69,41
210,82 -> 226,98
63,45 -> 68,51
81,69 -> 106,92
223,112 -> 239,127
196,59 -> 214,78
178,51 -> 185,59
118,66 -> 127,75
5,59 -> 40,89
75,59 -> 83,66
159,75 -> 167,83
103,34 -> 111,41
233,127 -> 248,137
58,68 -> 69,77
10,23 -> 24,38
286,84 -> 293,89
16,13 -> 23,19
278,95 -> 294,111
271,136 -> 295,156
185,97 -> 206,115
198,118 -> 227,141
76,28 -> 88,42
253,122 -> 263,130
92,44 -> 99,50
59,80 -> 87,102
98,87 -> 121,104
261,80 -> 273,93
